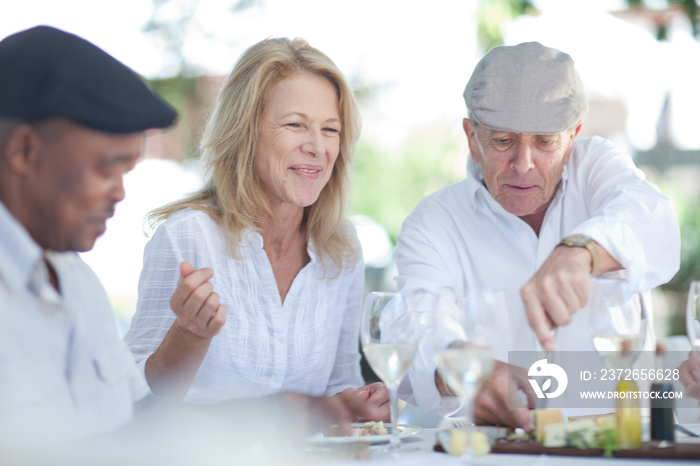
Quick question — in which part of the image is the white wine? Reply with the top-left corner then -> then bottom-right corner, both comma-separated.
592,334 -> 644,368
434,346 -> 493,398
592,334 -> 643,354
363,344 -> 417,387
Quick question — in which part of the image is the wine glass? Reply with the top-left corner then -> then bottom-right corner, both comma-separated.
424,289 -> 496,459
589,278 -> 648,370
360,291 -> 418,452
588,277 -> 648,449
686,280 -> 700,355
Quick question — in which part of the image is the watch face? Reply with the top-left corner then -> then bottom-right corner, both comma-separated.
563,234 -> 592,247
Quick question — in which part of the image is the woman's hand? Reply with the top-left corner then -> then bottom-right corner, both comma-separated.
145,262 -> 227,398
335,382 -> 391,422
170,261 -> 227,340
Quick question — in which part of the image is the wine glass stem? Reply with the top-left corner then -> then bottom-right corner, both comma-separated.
388,384 -> 400,450
459,389 -> 475,427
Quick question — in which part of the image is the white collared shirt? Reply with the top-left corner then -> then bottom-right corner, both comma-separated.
0,201 -> 148,441
395,136 -> 680,413
124,208 -> 364,403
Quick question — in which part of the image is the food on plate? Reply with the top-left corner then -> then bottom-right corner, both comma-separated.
534,408 -> 564,443
568,412 -> 616,429
438,428 -> 492,457
567,412 -> 614,423
501,413 -> 620,457
594,414 -> 616,431
471,431 -> 491,457
543,419 -> 595,448
506,427 -> 533,441
323,421 -> 388,438
352,421 -> 388,437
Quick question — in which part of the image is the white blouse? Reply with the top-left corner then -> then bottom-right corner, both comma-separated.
124,208 -> 365,404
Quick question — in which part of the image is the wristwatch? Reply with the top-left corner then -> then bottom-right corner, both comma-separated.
558,234 -> 599,276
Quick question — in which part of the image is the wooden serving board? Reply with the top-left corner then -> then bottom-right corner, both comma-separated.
491,438 -> 700,460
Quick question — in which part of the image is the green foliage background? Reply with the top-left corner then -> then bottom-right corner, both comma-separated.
350,126 -> 464,242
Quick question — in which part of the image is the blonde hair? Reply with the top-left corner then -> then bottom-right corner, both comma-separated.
148,37 -> 361,273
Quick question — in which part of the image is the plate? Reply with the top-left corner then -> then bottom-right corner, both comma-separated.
307,423 -> 423,445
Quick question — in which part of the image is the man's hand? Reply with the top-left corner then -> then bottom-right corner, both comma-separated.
522,241 -> 622,351
170,261 -> 227,340
679,351 -> 700,401
521,246 -> 592,351
335,382 -> 390,422
473,361 -> 536,429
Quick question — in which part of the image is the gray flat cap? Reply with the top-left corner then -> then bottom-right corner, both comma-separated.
463,41 -> 587,134
0,25 -> 176,133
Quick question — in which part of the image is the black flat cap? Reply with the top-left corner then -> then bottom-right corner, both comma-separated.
0,25 -> 177,133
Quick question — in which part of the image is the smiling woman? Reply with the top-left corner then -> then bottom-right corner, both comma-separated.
255,72 -> 341,211
123,37 -> 390,421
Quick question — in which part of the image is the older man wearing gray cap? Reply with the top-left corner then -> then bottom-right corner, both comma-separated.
395,42 -> 680,428
0,26 -> 378,448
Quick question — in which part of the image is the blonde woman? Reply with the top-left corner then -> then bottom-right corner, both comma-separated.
124,38 -> 388,419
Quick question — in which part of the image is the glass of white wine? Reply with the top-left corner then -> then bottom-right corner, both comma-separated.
589,277 -> 648,449
686,280 -> 700,355
428,290 -> 496,431
589,278 -> 648,369
360,291 -> 418,452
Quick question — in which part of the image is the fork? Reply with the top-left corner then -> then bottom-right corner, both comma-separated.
535,327 -> 558,410
451,417 -> 472,428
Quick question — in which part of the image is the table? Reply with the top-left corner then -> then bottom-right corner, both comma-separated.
315,424 -> 700,465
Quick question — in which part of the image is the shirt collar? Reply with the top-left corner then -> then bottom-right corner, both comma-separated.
0,200 -> 43,292
242,228 -> 318,263
465,157 -> 487,211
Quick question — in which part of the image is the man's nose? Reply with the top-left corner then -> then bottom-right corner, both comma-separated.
112,176 -> 126,203
510,141 -> 535,173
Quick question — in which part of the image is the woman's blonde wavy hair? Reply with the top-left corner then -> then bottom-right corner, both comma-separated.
147,37 -> 361,274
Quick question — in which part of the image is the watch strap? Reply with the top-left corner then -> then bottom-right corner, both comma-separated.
559,235 -> 599,276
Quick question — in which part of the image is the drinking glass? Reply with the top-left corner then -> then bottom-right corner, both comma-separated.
686,281 -> 700,355
588,277 -> 648,449
426,289 -> 496,458
360,291 -> 418,452
589,278 -> 648,370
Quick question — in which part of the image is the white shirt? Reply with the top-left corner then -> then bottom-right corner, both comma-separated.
0,201 -> 148,441
395,136 -> 680,413
124,208 -> 365,403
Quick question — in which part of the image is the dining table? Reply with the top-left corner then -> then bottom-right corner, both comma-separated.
308,421 -> 700,465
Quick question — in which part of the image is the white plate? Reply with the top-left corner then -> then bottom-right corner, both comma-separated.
307,423 -> 423,445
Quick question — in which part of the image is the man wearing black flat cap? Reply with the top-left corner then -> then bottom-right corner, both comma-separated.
395,42 -> 680,428
0,26 -> 377,450
0,25 -> 176,441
